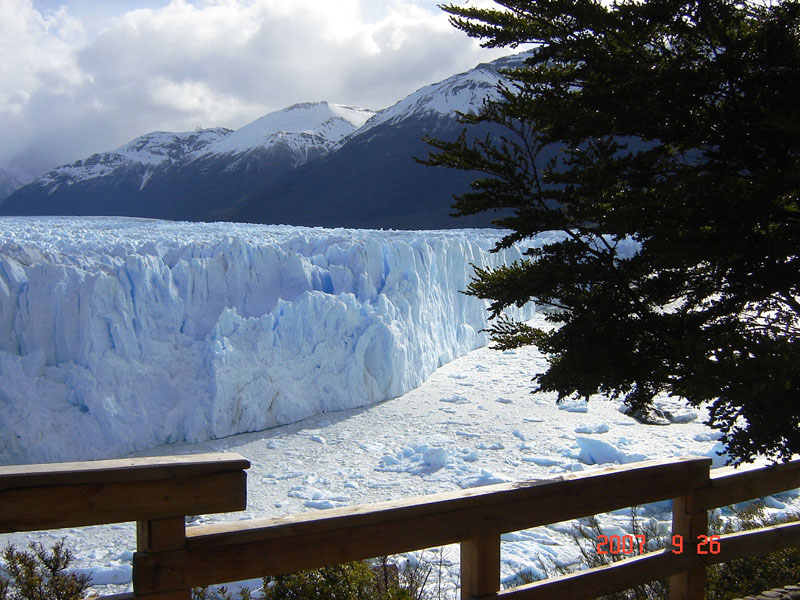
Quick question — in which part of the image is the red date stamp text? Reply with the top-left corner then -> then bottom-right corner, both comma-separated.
595,534 -> 721,555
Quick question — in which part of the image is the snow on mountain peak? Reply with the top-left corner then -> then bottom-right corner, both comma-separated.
38,127 -> 233,187
113,128 -> 233,164
354,52 -> 531,136
203,101 -> 376,156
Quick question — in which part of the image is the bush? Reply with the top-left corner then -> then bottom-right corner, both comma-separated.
566,508 -> 668,600
706,503 -> 800,600
508,503 -> 800,600
0,541 -> 92,600
261,560 -> 414,600
191,552 -> 443,600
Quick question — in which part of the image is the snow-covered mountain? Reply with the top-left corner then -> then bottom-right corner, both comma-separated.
350,53 -> 521,139
204,101 -> 374,162
18,101 -> 372,193
35,127 -> 233,191
1,55 -> 526,227
225,55 -> 527,228
1,102 -> 373,220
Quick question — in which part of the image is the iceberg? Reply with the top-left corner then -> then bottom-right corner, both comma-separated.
0,217 -> 536,464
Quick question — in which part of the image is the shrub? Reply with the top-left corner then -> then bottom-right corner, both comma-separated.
706,502 -> 800,600
508,503 -> 800,600
566,508 -> 668,600
261,560 -> 415,600
0,541 -> 92,600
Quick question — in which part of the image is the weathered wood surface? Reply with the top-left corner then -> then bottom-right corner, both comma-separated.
502,519 -> 800,600
136,518 -> 190,600
695,459 -> 800,511
461,536 -> 501,599
133,457 -> 711,592
498,550 -> 700,600
703,521 -> 800,566
0,453 -> 250,489
137,518 -> 187,553
669,494 -> 709,600
7,453 -> 800,600
0,454 -> 249,533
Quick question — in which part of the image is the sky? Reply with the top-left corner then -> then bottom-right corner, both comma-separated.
0,0 -> 510,180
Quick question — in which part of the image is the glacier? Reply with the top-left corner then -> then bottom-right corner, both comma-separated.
0,217 -> 536,465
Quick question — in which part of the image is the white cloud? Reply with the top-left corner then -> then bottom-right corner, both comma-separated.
1,0 -> 510,176
0,1 -> 86,114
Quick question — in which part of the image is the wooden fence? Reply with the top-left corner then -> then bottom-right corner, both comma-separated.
2,453 -> 800,600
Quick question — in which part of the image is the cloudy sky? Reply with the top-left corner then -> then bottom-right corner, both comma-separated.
1,0 -> 510,179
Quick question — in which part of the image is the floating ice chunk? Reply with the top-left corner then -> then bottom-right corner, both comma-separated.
440,395 -> 470,404
288,485 -> 349,508
775,488 -> 800,500
574,423 -> 610,434
512,429 -> 527,442
263,470 -> 305,480
495,397 -> 513,404
455,430 -> 480,438
423,448 -> 449,469
478,441 -> 505,450
380,455 -> 401,467
575,436 -> 647,465
310,435 -> 327,444
305,499 -> 341,510
764,495 -> 786,509
666,410 -> 698,423
461,470 -> 512,488
707,441 -> 730,467
558,399 -> 589,413
521,457 -> 562,467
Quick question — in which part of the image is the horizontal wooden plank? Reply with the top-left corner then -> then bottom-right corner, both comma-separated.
0,471 -> 246,533
699,521 -> 800,566
133,457 -> 711,592
101,590 -> 190,600
509,521 -> 800,600
497,550 -> 700,600
695,458 -> 800,510
0,453 -> 250,491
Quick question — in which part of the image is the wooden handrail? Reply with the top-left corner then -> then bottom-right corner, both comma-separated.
695,459 -> 800,511
2,452 -> 800,600
0,453 -> 249,533
132,457 -> 711,592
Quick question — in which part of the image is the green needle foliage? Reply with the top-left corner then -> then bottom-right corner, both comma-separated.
0,542 -> 91,600
422,0 -> 800,465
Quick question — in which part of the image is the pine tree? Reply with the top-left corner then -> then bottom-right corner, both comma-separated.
421,0 -> 800,464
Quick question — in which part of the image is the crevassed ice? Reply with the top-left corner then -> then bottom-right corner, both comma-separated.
0,217 -> 538,465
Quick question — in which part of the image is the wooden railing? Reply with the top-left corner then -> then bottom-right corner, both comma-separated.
2,453 -> 800,600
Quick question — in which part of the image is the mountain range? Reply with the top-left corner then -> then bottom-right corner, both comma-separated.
0,54 -> 524,229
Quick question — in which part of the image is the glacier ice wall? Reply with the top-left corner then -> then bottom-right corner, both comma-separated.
0,217 -> 536,464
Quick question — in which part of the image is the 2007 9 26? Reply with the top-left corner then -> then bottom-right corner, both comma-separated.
596,534 -> 721,555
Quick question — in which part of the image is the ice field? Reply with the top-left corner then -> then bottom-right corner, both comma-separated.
1,217 -> 796,596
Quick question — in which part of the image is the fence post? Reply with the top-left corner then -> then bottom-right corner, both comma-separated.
136,518 -> 190,600
669,493 -> 709,600
461,535 -> 501,599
